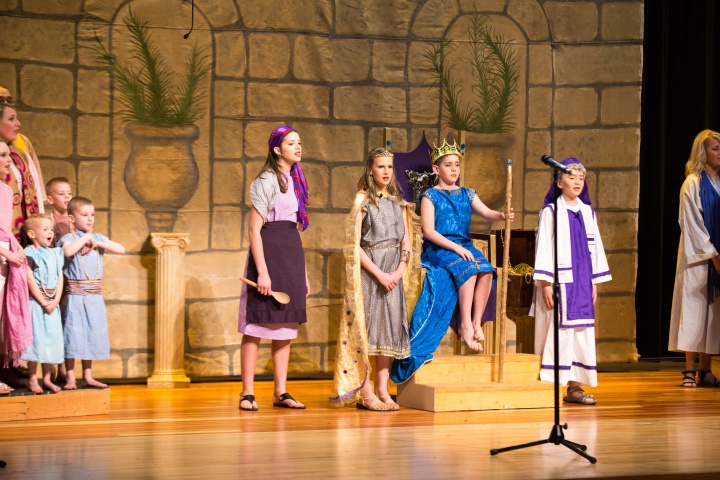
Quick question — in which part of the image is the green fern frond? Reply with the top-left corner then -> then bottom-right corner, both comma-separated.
424,13 -> 519,134
173,43 -> 210,125
84,8 -> 208,126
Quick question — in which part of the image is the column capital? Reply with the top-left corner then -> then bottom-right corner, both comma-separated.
150,232 -> 191,253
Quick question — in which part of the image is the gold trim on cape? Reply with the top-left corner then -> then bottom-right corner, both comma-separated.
329,192 -> 422,406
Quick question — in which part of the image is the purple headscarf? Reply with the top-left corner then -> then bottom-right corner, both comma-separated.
268,125 -> 310,230
542,157 -> 591,206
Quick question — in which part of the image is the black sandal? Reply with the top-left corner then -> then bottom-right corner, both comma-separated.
698,370 -> 720,388
239,394 -> 258,411
681,370 -> 697,388
273,392 -> 306,409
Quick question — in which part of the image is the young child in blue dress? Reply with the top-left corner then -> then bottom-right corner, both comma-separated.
58,196 -> 125,389
21,214 -> 64,394
391,140 -> 513,383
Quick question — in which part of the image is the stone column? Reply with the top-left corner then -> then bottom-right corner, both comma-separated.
147,233 -> 191,388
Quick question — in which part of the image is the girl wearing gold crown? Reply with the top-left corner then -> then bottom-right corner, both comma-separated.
330,148 -> 421,410
391,139 -> 512,384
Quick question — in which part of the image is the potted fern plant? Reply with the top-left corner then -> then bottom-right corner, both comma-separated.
88,9 -> 209,232
424,13 -> 519,215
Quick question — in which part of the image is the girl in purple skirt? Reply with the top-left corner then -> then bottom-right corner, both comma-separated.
238,126 -> 310,411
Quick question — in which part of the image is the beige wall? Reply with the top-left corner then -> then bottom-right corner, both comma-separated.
0,0 -> 643,378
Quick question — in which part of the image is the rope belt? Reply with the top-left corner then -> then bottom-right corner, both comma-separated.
33,288 -> 57,301
362,241 -> 400,251
65,278 -> 102,295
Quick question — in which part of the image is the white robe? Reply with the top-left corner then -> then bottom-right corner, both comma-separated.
530,198 -> 611,387
668,174 -> 720,354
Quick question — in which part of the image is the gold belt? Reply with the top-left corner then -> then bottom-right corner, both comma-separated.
362,242 -> 400,251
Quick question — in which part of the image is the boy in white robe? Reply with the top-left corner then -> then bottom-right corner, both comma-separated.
530,158 -> 611,405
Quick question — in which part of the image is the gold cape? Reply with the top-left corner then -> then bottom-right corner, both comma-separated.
329,191 -> 422,406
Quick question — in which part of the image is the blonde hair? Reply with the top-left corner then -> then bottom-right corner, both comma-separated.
685,129 -> 720,178
25,213 -> 52,232
357,148 -> 402,205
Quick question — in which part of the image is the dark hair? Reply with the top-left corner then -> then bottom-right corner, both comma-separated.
256,129 -> 300,193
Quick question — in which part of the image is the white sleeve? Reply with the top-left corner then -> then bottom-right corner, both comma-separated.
533,206 -> 555,284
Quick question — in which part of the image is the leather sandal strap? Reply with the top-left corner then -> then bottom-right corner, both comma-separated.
277,392 -> 296,402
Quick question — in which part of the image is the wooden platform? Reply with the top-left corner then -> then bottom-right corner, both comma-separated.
0,387 -> 110,422
397,353 -> 556,412
1,369 -> 719,479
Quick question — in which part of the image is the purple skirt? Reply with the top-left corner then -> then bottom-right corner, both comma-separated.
246,221 -> 307,324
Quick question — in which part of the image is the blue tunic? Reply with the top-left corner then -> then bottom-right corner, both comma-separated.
391,187 -> 494,383
57,232 -> 110,360
21,246 -> 65,364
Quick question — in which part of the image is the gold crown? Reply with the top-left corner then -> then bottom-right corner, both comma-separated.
430,139 -> 461,164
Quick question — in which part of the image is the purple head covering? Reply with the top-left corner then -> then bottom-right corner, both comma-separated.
268,125 -> 297,154
542,157 -> 591,206
267,125 -> 310,230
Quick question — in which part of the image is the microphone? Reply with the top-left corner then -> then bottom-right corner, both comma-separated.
541,155 -> 572,174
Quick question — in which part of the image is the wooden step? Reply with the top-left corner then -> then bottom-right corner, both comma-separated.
396,354 -> 557,412
0,388 -> 111,422
411,353 -> 542,384
712,356 -> 720,380
397,379 -> 557,412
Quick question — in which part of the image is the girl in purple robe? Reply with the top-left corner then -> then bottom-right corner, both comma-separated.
530,158 -> 611,405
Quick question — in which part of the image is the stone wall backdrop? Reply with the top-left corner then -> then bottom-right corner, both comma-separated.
0,0 -> 643,379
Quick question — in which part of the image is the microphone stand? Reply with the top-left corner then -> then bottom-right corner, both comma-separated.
490,164 -> 597,464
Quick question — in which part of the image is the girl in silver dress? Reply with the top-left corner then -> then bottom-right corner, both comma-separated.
331,148 -> 420,411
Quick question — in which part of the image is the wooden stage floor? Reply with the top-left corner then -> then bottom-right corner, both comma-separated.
1,369 -> 719,479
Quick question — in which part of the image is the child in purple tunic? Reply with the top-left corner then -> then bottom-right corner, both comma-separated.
530,158 -> 611,405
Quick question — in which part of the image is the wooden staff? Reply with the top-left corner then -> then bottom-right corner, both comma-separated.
498,159 -> 513,383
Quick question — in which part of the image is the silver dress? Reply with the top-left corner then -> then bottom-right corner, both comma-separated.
360,197 -> 410,358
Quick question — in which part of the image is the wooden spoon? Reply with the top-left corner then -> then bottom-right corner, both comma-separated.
239,277 -> 291,304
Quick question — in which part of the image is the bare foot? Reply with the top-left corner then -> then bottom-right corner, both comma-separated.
472,322 -> 486,343
28,378 -> 43,394
459,326 -> 482,352
64,372 -> 77,390
43,378 -> 62,393
83,377 -> 108,389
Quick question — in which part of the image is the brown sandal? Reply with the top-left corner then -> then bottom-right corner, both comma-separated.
682,370 -> 697,388
698,370 -> 720,388
563,386 -> 597,405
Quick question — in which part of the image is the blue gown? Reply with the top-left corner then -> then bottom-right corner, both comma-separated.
391,187 -> 495,384
58,232 -> 110,360
20,246 -> 65,364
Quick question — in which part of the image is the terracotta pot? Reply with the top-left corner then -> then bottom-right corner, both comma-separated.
124,123 -> 200,232
461,132 -> 515,230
